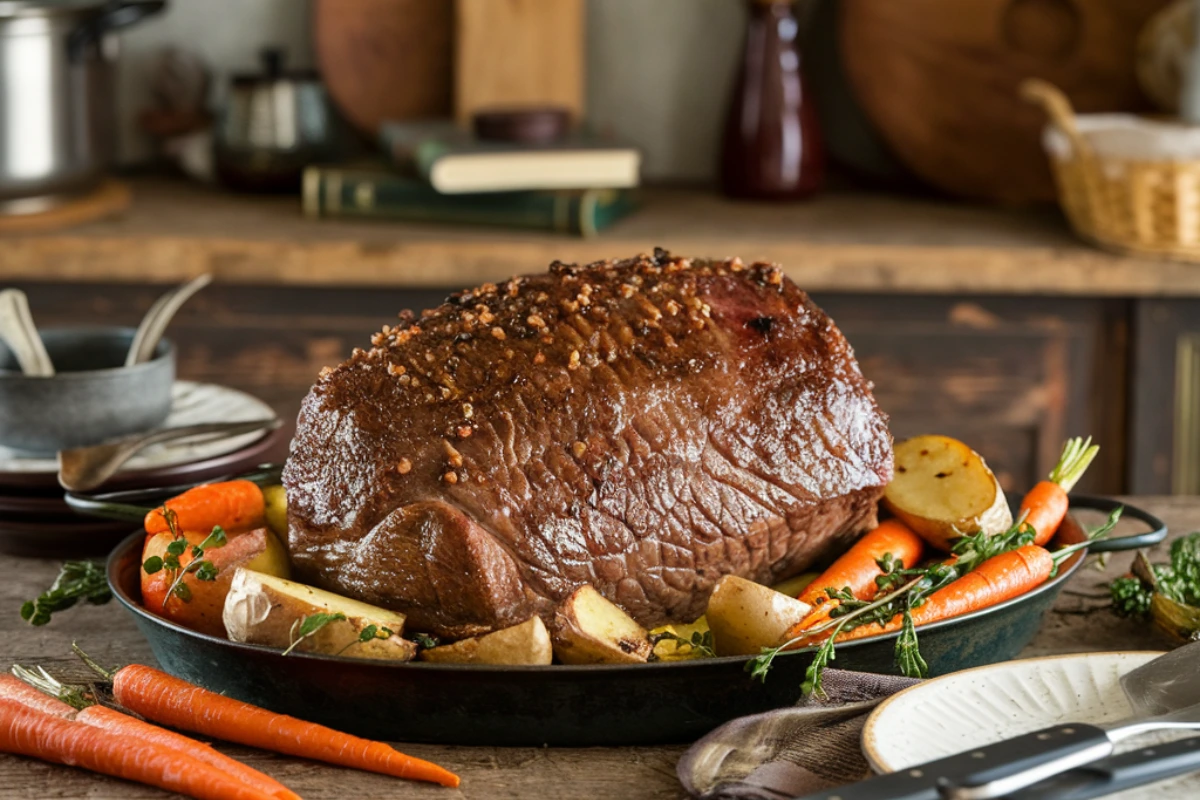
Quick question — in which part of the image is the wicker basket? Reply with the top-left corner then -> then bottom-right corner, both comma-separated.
1023,78 -> 1200,262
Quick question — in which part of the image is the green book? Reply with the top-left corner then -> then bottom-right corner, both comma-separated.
379,121 -> 641,194
302,166 -> 639,237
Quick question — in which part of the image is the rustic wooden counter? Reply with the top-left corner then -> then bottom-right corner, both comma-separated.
4,178 -> 1200,297
0,496 -> 1193,799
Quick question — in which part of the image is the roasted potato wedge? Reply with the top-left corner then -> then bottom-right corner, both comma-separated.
420,616 -> 553,665
551,585 -> 653,664
884,434 -> 1012,551
223,568 -> 415,660
706,575 -> 814,657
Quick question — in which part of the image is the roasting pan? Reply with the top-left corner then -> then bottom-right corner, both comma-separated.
103,495 -> 1163,746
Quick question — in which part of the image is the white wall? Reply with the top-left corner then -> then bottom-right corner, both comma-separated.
116,0 -> 744,181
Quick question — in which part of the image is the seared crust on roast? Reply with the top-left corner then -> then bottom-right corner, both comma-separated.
283,250 -> 892,638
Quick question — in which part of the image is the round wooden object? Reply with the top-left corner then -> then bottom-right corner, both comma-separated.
312,0 -> 453,135
840,0 -> 1172,203
0,181 -> 131,232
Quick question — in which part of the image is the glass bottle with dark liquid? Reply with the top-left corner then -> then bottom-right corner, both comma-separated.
720,0 -> 824,200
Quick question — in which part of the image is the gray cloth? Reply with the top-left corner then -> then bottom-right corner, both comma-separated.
677,670 -> 920,800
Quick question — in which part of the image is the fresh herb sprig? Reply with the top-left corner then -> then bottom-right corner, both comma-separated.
282,612 -> 397,656
649,628 -> 716,659
141,508 -> 226,608
20,561 -> 111,626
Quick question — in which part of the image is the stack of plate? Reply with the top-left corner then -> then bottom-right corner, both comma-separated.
0,382 -> 285,557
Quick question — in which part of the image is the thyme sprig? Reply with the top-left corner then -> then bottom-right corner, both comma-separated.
649,628 -> 716,659
141,508 -> 226,608
20,560 -> 111,626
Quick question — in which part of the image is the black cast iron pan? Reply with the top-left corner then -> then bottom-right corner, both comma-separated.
103,494 -> 1164,746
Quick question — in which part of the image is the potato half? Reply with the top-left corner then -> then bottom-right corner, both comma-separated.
420,616 -> 553,665
223,568 -> 415,660
884,434 -> 1012,551
550,585 -> 653,664
706,575 -> 814,656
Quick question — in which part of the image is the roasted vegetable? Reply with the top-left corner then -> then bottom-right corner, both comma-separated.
262,485 -> 288,539
1110,533 -> 1200,642
649,618 -> 714,661
141,528 -> 290,637
420,617 -> 552,665
706,575 -> 813,657
223,568 -> 414,660
550,585 -> 653,664
884,435 -> 1012,551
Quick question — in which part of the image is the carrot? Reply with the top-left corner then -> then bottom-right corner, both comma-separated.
144,479 -> 265,535
1019,437 -> 1099,546
0,698 -> 279,800
837,544 -> 1055,642
7,668 -> 299,799
77,706 -> 301,800
0,674 -> 74,718
108,663 -> 460,788
797,520 -> 926,607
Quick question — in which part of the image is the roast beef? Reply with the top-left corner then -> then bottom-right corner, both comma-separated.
283,251 -> 892,638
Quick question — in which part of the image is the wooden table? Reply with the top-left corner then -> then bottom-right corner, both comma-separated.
0,496 -> 1195,799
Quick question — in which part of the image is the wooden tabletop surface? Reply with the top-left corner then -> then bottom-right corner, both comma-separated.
0,495 -> 1196,799
6,178 -> 1200,297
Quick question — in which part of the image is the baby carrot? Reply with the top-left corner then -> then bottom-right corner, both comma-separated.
144,479 -> 265,535
0,698 -> 278,800
1019,437 -> 1099,546
109,664 -> 460,788
837,544 -> 1055,642
797,520 -> 926,607
0,674 -> 74,718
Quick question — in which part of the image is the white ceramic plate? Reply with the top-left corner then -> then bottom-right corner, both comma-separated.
0,381 -> 275,475
863,651 -> 1200,799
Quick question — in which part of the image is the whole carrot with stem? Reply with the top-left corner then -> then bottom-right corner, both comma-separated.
144,480 -> 265,535
0,698 -> 280,800
9,667 -> 299,800
1020,437 -> 1099,546
76,650 -> 459,789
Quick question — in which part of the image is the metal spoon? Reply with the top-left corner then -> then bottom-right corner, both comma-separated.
125,274 -> 212,367
0,289 -> 53,376
57,417 -> 280,492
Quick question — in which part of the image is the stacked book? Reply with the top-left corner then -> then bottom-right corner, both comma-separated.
303,121 -> 641,237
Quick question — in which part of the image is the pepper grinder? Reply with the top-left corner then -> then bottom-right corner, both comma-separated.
720,0 -> 824,201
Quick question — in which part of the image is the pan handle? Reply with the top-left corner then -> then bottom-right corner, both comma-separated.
1068,495 -> 1167,553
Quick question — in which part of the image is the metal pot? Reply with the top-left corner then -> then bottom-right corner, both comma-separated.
0,0 -> 165,214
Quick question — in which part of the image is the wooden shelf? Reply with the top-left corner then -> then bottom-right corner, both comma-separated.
4,177 -> 1200,296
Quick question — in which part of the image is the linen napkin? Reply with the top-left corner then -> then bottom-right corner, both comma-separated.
677,670 -> 920,800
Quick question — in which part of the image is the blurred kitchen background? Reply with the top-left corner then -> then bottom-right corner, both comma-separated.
4,0 -> 1200,509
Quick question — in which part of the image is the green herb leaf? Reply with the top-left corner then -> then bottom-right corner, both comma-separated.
895,609 -> 928,679
801,619 -> 847,697
166,539 -> 187,557
193,562 -> 218,582
171,582 -> 192,602
20,561 -> 111,626
283,612 -> 347,656
413,633 -> 440,650
197,526 -> 227,553
358,624 -> 379,642
142,556 -> 164,575
162,554 -> 180,571
650,629 -> 716,658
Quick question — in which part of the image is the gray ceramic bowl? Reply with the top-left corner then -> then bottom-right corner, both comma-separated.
0,328 -> 175,453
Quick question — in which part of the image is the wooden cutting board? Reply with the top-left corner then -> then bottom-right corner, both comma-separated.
454,0 -> 584,125
840,0 -> 1172,203
312,0 -> 453,135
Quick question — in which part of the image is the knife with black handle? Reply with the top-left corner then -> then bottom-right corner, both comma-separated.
792,735 -> 1200,800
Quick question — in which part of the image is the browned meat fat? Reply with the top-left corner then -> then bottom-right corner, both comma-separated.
283,251 -> 892,638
